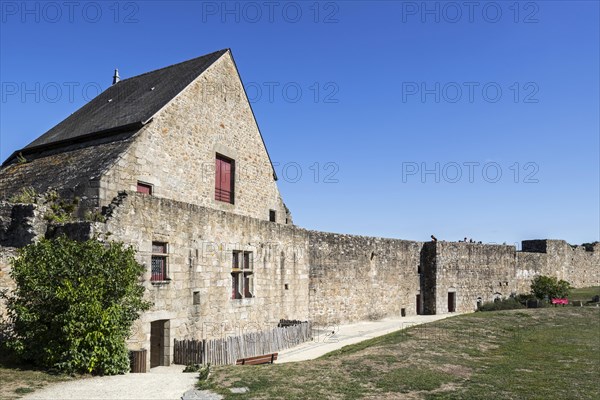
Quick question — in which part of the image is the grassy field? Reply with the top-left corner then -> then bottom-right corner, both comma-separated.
570,286 -> 600,302
201,307 -> 600,399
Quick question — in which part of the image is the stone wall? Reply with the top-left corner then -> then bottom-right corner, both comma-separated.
429,242 -> 517,314
516,240 -> 599,292
99,192 -> 308,367
100,51 -> 291,224
0,202 -> 46,248
427,240 -> 599,314
308,231 -> 422,325
0,193 -> 597,370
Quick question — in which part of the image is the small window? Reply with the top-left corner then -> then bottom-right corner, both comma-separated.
151,242 -> 168,282
269,209 -> 276,222
137,182 -> 152,195
193,291 -> 201,305
215,154 -> 234,204
231,251 -> 253,299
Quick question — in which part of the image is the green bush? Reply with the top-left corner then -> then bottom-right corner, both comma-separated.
531,275 -> 572,300
478,297 -> 525,312
514,293 -> 535,305
2,237 -> 151,375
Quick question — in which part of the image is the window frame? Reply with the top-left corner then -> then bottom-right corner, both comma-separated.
231,250 -> 253,300
151,241 -> 169,283
137,181 -> 153,195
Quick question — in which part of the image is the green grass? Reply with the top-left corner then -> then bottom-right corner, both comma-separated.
201,308 -> 600,399
570,286 -> 600,302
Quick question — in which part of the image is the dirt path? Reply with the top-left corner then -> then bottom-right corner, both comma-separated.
21,365 -> 204,400
277,314 -> 459,363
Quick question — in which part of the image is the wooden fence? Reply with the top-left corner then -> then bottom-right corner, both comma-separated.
174,321 -> 312,366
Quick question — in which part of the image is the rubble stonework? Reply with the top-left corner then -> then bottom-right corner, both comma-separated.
0,49 -> 597,370
308,232 -> 422,324
0,194 -> 598,368
1,196 -> 597,326
99,52 -> 290,224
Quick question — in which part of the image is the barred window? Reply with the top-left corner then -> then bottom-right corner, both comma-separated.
151,242 -> 168,282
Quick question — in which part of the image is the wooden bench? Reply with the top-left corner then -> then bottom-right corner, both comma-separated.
236,353 -> 278,365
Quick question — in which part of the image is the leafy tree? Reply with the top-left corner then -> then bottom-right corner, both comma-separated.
3,237 -> 150,375
530,275 -> 572,300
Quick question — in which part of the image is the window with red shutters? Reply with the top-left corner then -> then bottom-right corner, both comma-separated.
215,155 -> 234,204
137,182 -> 152,195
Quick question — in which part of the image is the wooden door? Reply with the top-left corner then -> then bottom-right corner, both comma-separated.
150,320 -> 165,368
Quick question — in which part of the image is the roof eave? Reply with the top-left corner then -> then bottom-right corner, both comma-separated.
2,121 -> 145,168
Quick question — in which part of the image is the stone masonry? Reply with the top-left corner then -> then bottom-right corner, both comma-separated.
0,49 -> 597,370
99,52 -> 290,224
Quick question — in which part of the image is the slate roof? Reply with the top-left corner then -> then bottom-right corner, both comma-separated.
1,48 -> 279,196
4,49 -> 228,164
0,132 -> 137,200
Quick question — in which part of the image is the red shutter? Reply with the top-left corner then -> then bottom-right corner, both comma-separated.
221,160 -> 231,195
137,182 -> 152,195
215,156 -> 233,203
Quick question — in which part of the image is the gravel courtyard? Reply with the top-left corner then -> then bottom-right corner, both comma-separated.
20,365 -> 208,400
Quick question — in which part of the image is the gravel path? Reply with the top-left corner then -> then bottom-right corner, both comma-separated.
277,313 -> 459,363
21,365 -> 220,400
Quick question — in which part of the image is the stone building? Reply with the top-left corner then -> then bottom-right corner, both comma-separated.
0,49 -> 598,370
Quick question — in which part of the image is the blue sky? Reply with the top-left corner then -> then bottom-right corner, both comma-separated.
0,1 -> 598,246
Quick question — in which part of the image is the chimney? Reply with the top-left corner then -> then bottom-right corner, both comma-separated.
112,69 -> 120,85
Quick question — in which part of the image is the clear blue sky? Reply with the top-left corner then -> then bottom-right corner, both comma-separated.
1,1 -> 598,246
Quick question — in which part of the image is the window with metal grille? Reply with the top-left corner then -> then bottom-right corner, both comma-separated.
215,154 -> 234,204
151,242 -> 168,282
137,182 -> 152,195
231,251 -> 253,299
